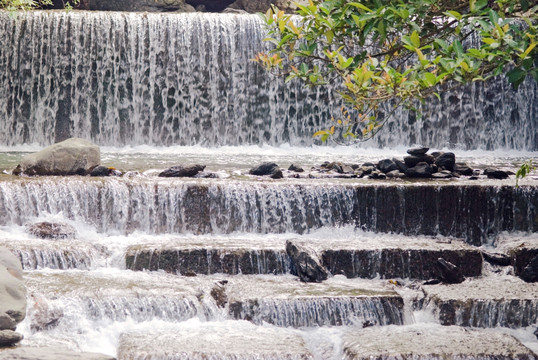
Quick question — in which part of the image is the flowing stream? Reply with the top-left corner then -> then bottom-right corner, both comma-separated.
0,9 -> 537,360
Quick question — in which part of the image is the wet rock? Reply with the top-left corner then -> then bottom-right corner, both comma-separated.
481,251 -> 511,266
14,138 -> 100,176
0,347 -> 115,360
158,164 -> 206,177
321,161 -> 344,173
392,158 -> 408,173
89,165 -> 110,177
404,154 -> 434,167
386,170 -> 404,179
30,300 -> 64,332
534,327 -> 538,339
288,164 -> 304,173
360,164 -> 375,175
249,162 -> 280,177
194,171 -> 219,179
407,146 -> 429,155
431,151 -> 444,158
377,159 -> 398,174
405,163 -> 434,178
27,222 -> 76,240
519,254 -> 538,283
435,152 -> 456,171
0,330 -> 23,347
368,170 -> 386,179
210,283 -> 228,308
0,247 -> 26,334
270,169 -> 284,179
436,258 -> 465,284
286,240 -> 328,283
485,169 -> 510,180
432,170 -> 453,179
453,162 -> 473,176
509,247 -> 538,280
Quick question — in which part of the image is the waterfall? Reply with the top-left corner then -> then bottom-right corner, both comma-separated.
0,10 -> 536,150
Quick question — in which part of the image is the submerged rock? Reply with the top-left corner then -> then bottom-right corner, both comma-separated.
158,164 -> 206,177
27,222 -> 76,240
13,138 -> 100,176
286,240 -> 328,283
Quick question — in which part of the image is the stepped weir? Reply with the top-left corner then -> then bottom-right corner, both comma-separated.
0,8 -> 537,360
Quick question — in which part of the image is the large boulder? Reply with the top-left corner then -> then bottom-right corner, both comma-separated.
0,247 -> 26,347
14,138 -> 100,176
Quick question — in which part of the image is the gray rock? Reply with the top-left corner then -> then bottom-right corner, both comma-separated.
403,154 -> 434,167
360,164 -> 375,175
434,152 -> 456,171
453,162 -> 473,176
406,146 -> 429,155
0,330 -> 23,347
0,247 -> 26,332
286,241 -> 328,283
368,170 -> 386,179
405,163 -> 434,178
436,258 -> 465,284
386,170 -> 404,179
158,165 -> 206,178
432,171 -> 453,179
0,347 -> 115,360
377,159 -> 398,174
14,138 -> 100,176
27,222 -> 76,240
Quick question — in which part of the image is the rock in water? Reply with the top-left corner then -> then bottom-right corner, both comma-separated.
377,159 -> 398,174
158,165 -> 206,177
453,162 -> 473,176
0,247 -> 26,346
249,163 -> 281,177
13,138 -> 100,176
520,254 -> 538,283
90,165 -> 111,177
406,146 -> 429,155
436,258 -> 465,284
285,240 -> 328,283
405,163 -> 434,178
484,169 -> 510,180
288,164 -> 304,173
404,154 -> 435,167
434,152 -> 456,171
27,222 -> 76,240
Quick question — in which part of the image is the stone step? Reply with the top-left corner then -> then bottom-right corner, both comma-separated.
23,271 -> 404,329
117,320 -> 314,360
342,324 -> 538,360
125,234 -> 482,280
416,275 -> 538,328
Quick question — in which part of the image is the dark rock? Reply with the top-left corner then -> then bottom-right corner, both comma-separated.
453,163 -> 473,176
360,164 -> 375,175
436,258 -> 465,284
485,169 -> 509,180
195,172 -> 219,179
392,158 -> 408,173
435,152 -> 456,171
481,251 -> 511,266
288,164 -> 304,173
407,146 -> 429,155
210,283 -> 228,308
27,222 -> 76,240
386,170 -> 404,179
534,327 -> 538,339
91,0 -> 196,12
321,162 -> 344,174
90,165 -> 110,177
159,164 -> 206,178
286,240 -> 328,283
368,170 -> 386,179
249,163 -> 280,176
423,279 -> 442,285
377,159 -> 398,174
0,330 -> 23,346
404,154 -> 434,167
431,151 -> 444,159
432,171 -> 453,179
270,169 -> 283,179
519,254 -> 538,282
469,176 -> 479,180
405,163 -> 434,178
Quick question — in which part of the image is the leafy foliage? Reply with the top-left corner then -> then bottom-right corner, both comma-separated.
516,159 -> 535,187
254,0 -> 538,142
0,0 -> 79,11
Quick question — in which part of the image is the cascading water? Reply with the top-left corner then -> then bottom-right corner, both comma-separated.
0,8 -> 537,360
0,10 -> 536,150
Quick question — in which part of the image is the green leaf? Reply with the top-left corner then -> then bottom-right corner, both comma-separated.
453,40 -> 464,58
424,72 -> 436,86
434,39 -> 449,50
507,67 -> 526,88
410,30 -> 420,48
445,10 -> 462,20
348,2 -> 373,12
